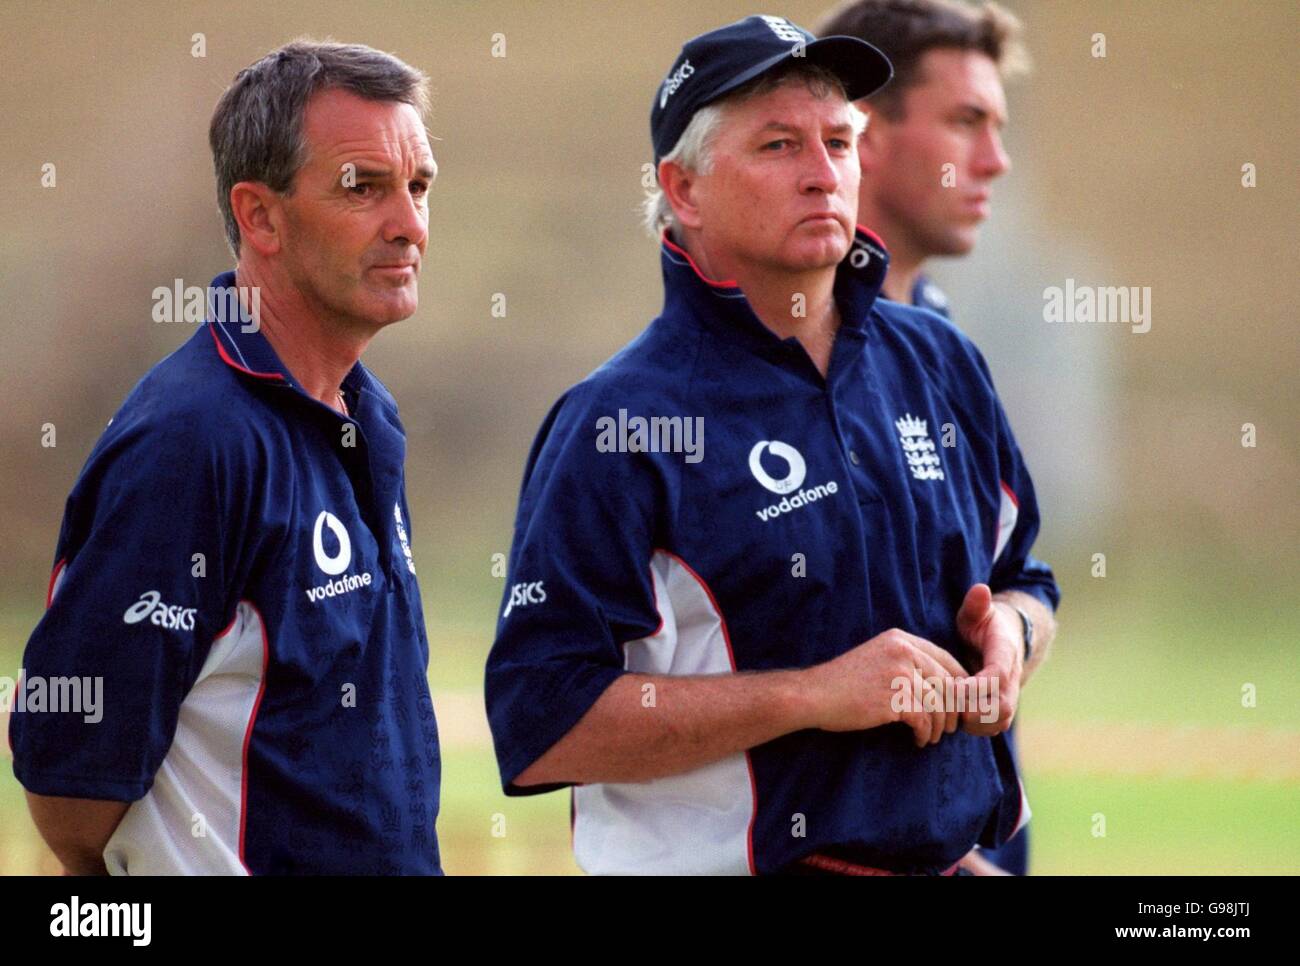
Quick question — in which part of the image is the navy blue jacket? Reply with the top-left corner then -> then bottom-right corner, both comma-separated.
486,230 -> 1059,874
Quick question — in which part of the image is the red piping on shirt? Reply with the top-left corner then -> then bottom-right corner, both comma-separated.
237,601 -> 271,874
660,234 -> 740,289
800,853 -> 960,876
46,558 -> 67,608
208,322 -> 285,382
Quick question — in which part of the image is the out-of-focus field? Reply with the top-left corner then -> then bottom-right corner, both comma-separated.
3,556 -> 1296,876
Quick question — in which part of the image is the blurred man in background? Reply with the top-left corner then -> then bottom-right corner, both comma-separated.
817,0 -> 1056,874
9,41 -> 443,874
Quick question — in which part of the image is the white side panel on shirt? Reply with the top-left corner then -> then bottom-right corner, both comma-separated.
103,601 -> 265,875
994,484 -> 1019,562
573,550 -> 755,875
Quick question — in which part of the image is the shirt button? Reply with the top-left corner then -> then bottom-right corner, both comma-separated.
849,449 -> 860,466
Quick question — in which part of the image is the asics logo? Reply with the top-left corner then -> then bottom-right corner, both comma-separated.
123,590 -> 196,631
503,580 -> 546,619
660,59 -> 695,109
748,440 -> 806,494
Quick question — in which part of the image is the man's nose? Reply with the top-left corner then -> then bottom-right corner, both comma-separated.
383,185 -> 428,250
800,139 -> 843,195
973,127 -> 1011,179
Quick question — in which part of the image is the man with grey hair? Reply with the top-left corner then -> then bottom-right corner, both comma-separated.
486,15 -> 1058,875
11,41 -> 443,874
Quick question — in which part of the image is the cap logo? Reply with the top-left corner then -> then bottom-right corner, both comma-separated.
759,15 -> 804,44
660,59 -> 696,109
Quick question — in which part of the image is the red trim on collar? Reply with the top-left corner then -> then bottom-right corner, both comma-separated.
855,223 -> 887,250
208,322 -> 285,382
661,233 -> 739,289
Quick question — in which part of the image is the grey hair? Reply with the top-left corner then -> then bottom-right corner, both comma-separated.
209,39 -> 430,257
641,104 -> 725,237
641,63 -> 867,238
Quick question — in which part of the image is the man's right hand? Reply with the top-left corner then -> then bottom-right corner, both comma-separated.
801,629 -> 973,747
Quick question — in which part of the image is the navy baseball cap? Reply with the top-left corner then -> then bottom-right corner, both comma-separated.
651,14 -> 893,164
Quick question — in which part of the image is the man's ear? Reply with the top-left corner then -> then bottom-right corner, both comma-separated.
229,181 -> 284,258
855,101 -> 890,177
658,159 -> 704,232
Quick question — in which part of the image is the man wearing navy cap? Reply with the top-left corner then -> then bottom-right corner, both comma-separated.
485,15 -> 1057,875
11,41 -> 443,874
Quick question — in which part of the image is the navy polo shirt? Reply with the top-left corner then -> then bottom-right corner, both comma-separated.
10,272 -> 442,875
486,229 -> 1059,875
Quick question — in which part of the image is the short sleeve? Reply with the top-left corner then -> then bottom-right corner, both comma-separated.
9,413 -> 248,801
484,386 -> 668,794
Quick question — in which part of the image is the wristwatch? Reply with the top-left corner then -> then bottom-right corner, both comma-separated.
1012,605 -> 1034,665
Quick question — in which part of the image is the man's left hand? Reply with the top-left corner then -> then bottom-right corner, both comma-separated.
955,583 -> 1022,736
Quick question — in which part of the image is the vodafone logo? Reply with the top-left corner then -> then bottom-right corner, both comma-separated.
748,440 -> 806,495
848,236 -> 886,271
312,511 -> 352,576
305,510 -> 372,604
749,440 -> 841,523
